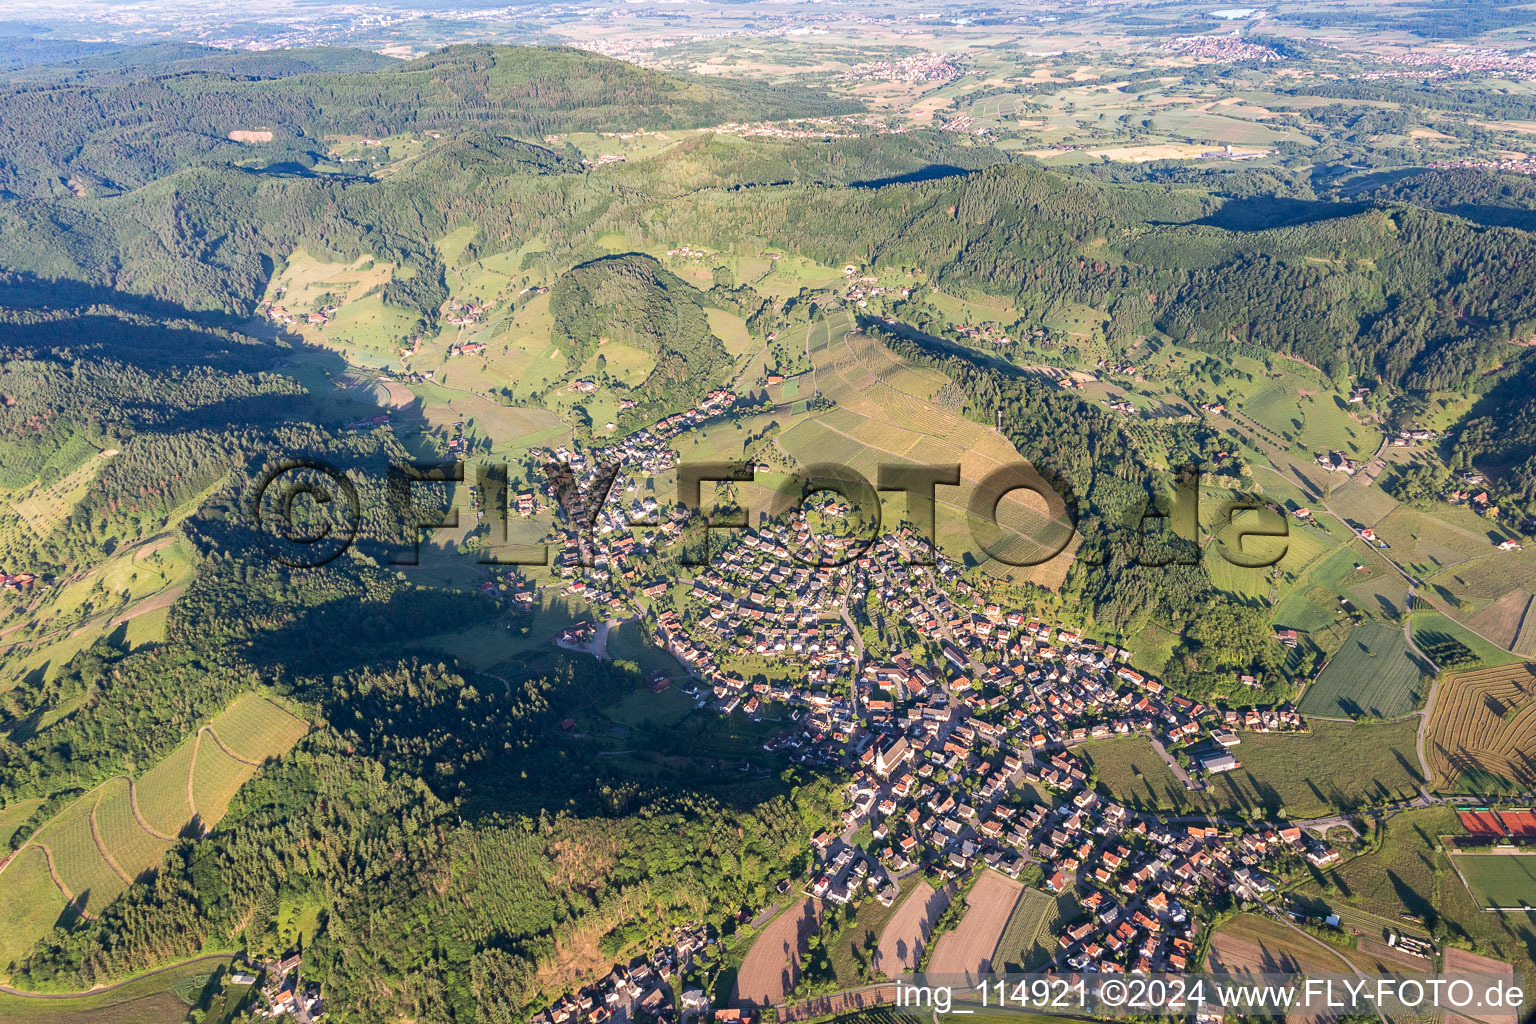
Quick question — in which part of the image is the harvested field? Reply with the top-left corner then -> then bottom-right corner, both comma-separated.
875,880 -> 949,978
1443,947 -> 1517,1024
732,897 -> 822,1009
1426,663 -> 1536,791
1207,913 -> 1350,1023
926,871 -> 1023,980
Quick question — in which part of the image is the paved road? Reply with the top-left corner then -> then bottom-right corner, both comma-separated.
1149,738 -> 1199,790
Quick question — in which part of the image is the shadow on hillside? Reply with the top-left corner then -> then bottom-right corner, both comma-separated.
850,165 -> 975,189
1196,197 -> 1365,232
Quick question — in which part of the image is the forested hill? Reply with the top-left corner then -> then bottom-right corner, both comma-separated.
0,42 -> 397,84
638,163 -> 1536,393
0,44 -> 859,196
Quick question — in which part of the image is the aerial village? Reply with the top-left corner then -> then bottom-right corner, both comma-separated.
504,398 -> 1353,1024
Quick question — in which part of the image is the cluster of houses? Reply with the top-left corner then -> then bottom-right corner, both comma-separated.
510,412 -> 1349,1023
1444,471 -> 1503,520
444,299 -> 493,326
0,570 -> 37,591
529,922 -> 720,1024
1389,428 -> 1438,448
260,300 -> 336,328
447,340 -> 488,358
1164,34 -> 1283,63
243,952 -> 323,1021
1315,449 -> 1359,473
840,54 -> 962,84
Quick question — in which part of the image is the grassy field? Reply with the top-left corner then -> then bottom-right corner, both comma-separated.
0,799 -> 42,848
1293,806 -> 1532,981
1298,620 -> 1431,719
771,311 -> 1078,588
825,893 -> 905,989
1425,663 -> 1536,792
1410,609 -> 1526,672
0,847 -> 70,976
204,693 -> 310,764
0,956 -> 235,1021
1080,719 -> 1424,818
989,886 -> 1063,973
603,685 -> 698,728
1452,852 -> 1536,909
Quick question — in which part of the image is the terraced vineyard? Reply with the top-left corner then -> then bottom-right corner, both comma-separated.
92,777 -> 174,883
208,691 -> 311,763
190,734 -> 260,825
30,792 -> 126,916
1426,663 -> 1536,792
131,738 -> 198,836
0,692 -> 309,976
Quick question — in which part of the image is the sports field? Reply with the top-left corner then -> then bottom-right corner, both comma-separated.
1452,853 -> 1536,909
1298,620 -> 1430,719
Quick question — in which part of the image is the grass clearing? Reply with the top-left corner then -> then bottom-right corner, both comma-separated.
1298,620 -> 1430,719
0,799 -> 42,848
1081,718 -> 1424,819
0,847 -> 69,976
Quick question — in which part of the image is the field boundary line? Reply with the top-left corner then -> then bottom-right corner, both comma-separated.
0,952 -> 235,998
127,777 -> 179,842
201,726 -> 265,768
187,732 -> 202,817
87,791 -> 134,886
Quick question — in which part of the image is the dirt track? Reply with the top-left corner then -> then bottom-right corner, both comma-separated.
875,881 -> 949,978
926,871 -> 1022,979
731,897 -> 821,1009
